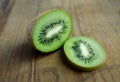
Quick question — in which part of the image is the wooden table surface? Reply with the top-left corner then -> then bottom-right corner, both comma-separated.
0,0 -> 120,82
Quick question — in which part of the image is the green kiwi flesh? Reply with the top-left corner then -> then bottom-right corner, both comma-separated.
64,36 -> 106,71
32,9 -> 72,52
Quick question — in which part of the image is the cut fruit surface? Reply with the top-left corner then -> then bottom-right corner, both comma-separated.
64,36 -> 106,71
32,9 -> 72,52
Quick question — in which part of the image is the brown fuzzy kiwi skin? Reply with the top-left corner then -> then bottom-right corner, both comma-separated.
27,9 -> 73,52
31,9 -> 58,23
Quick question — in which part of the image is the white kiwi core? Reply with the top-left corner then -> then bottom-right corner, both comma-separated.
79,43 -> 90,58
46,25 -> 63,38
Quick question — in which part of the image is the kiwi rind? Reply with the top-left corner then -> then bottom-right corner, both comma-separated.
65,54 -> 106,71
30,9 -> 72,53
63,36 -> 106,71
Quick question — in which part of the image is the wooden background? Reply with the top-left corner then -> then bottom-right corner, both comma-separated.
0,0 -> 120,82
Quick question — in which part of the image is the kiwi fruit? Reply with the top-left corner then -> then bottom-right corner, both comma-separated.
31,9 -> 72,53
64,36 -> 106,71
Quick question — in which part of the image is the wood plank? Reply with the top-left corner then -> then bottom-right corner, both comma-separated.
0,0 -> 15,35
0,0 -> 120,82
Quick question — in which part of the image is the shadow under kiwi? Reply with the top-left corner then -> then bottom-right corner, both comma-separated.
8,41 -> 55,65
32,46 -> 61,60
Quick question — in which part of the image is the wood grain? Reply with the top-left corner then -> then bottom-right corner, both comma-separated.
0,0 -> 120,82
0,0 -> 15,35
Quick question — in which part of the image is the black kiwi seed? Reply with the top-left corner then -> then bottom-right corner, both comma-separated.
71,39 -> 95,63
59,20 -> 61,23
50,23 -> 53,27
38,20 -> 67,45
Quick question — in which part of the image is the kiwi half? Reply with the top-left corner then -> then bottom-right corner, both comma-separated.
64,36 -> 106,71
32,9 -> 72,52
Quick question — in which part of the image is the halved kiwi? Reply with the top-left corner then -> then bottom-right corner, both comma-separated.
64,36 -> 106,71
32,9 -> 72,53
